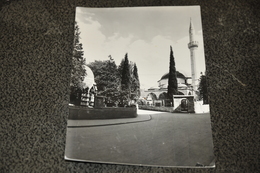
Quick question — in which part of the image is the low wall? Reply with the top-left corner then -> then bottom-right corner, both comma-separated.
139,105 -> 175,113
68,106 -> 137,120
139,95 -> 195,113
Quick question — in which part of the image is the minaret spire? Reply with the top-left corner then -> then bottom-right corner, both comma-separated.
188,18 -> 199,95
189,18 -> 195,42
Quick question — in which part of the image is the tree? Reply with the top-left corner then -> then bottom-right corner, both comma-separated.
118,53 -> 132,105
88,59 -> 120,105
103,59 -> 120,102
131,63 -> 140,100
167,46 -> 178,104
70,21 -> 86,105
121,53 -> 131,91
87,53 -> 140,106
70,22 -> 86,88
198,73 -> 209,104
118,53 -> 141,105
118,58 -> 124,80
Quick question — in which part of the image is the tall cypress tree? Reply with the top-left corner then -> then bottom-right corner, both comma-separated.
131,63 -> 140,99
119,53 -> 131,105
118,58 -> 124,80
167,46 -> 178,104
121,53 -> 131,90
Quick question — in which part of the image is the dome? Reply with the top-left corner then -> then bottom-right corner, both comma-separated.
160,71 -> 186,80
82,65 -> 95,88
178,83 -> 188,88
148,86 -> 159,91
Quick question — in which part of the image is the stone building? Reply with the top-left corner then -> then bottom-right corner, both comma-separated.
144,71 -> 193,105
141,19 -> 200,111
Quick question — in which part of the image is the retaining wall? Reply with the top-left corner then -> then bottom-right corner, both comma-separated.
68,106 -> 137,120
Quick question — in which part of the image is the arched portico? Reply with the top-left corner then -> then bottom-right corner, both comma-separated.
145,90 -> 189,101
147,93 -> 157,100
159,92 -> 167,100
145,89 -> 168,99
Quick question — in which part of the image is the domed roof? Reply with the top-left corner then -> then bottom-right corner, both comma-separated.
178,83 -> 188,88
160,71 -> 186,80
148,86 -> 159,91
82,65 -> 95,88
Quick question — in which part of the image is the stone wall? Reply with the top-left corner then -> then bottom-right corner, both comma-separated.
68,106 -> 137,119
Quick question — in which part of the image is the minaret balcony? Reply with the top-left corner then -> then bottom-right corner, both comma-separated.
188,41 -> 199,49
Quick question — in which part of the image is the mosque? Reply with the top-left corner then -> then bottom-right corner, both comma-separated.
72,19 -> 200,111
143,19 -> 199,107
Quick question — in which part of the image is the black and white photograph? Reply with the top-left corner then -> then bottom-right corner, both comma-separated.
65,6 -> 215,167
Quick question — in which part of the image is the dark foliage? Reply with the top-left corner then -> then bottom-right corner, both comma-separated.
198,74 -> 209,104
70,21 -> 86,88
121,53 -> 131,91
87,53 -> 140,106
88,59 -> 120,104
167,46 -> 178,102
70,22 -> 86,104
131,63 -> 140,100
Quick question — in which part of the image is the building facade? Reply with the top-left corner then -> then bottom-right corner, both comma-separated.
142,19 -> 199,106
144,71 -> 193,105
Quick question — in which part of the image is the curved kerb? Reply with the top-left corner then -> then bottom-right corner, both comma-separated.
67,114 -> 153,128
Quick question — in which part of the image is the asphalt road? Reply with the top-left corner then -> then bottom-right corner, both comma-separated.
65,111 -> 215,167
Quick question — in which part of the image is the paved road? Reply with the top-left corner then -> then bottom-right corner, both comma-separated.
65,111 -> 215,167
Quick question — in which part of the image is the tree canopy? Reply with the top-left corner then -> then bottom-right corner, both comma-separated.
70,22 -> 86,88
88,53 -> 140,106
70,22 -> 86,105
88,59 -> 120,104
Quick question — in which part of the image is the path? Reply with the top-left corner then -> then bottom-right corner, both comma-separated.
65,110 -> 215,167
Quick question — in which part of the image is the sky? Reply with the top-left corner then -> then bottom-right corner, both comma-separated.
75,6 -> 206,89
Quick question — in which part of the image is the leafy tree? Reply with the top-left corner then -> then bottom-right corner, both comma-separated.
103,59 -> 120,102
88,60 -> 106,91
88,53 -> 140,107
198,73 -> 209,104
70,21 -> 86,105
88,59 -> 120,105
70,21 -> 86,88
167,46 -> 178,104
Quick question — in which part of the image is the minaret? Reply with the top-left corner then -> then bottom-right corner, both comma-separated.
188,18 -> 199,93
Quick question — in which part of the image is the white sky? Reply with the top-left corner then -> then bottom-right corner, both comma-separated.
75,6 -> 206,89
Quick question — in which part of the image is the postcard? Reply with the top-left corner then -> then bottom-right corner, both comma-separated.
65,6 -> 215,168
